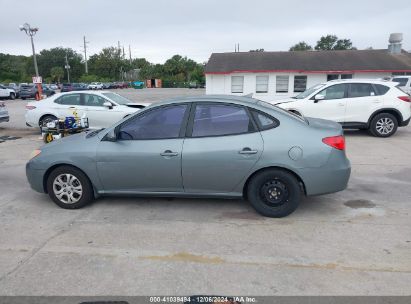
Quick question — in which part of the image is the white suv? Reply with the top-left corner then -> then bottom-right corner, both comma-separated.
391,76 -> 411,94
273,79 -> 411,137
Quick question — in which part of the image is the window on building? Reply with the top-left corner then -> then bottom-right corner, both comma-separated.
256,75 -> 269,93
327,74 -> 339,81
348,83 -> 376,98
392,72 -> 411,76
231,76 -> 244,93
276,76 -> 289,93
341,74 -> 353,79
293,75 -> 307,92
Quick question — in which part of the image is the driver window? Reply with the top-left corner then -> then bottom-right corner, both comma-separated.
84,94 -> 107,107
118,104 -> 188,140
317,84 -> 347,100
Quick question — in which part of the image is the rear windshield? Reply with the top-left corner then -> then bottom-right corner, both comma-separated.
392,78 -> 408,86
257,100 -> 308,124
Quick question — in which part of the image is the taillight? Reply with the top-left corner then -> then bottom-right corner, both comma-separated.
398,96 -> 411,102
25,105 -> 36,110
322,136 -> 345,150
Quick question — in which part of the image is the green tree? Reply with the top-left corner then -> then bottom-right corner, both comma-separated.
289,42 -> 313,51
50,66 -> 64,83
315,35 -> 355,50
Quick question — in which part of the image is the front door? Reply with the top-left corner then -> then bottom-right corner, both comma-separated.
82,93 -> 124,128
96,104 -> 189,192
182,103 -> 263,193
302,83 -> 348,122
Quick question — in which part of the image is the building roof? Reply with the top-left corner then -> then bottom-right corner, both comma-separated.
205,49 -> 411,74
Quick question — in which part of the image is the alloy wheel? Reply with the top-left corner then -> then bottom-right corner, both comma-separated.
53,174 -> 83,204
376,117 -> 394,135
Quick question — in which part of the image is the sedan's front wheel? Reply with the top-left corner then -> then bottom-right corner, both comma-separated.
247,169 -> 301,217
46,166 -> 94,209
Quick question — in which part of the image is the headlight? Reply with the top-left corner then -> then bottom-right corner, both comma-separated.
29,149 -> 41,160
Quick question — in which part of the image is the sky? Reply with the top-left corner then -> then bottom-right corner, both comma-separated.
1,0 -> 410,64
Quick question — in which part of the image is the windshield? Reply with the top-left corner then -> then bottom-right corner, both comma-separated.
293,84 -> 325,99
102,92 -> 133,105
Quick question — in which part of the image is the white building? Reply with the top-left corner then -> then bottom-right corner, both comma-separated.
205,40 -> 411,101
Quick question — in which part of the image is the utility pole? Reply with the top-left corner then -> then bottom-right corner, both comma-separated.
19,23 -> 39,77
129,45 -> 132,64
65,53 -> 71,83
83,36 -> 89,74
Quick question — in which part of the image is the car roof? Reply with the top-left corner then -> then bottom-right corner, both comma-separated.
153,94 -> 261,107
325,79 -> 398,86
391,75 -> 411,78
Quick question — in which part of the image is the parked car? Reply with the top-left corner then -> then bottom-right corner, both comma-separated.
61,83 -> 87,92
20,84 -> 55,100
48,84 -> 59,91
391,76 -> 411,95
25,91 -> 150,129
88,82 -> 104,90
188,82 -> 199,89
103,83 -> 112,89
26,95 -> 351,217
7,83 -> 20,98
0,101 -> 9,123
0,84 -> 16,100
273,79 -> 411,137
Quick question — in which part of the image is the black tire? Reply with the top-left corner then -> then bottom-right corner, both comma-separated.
39,115 -> 57,127
9,93 -> 15,100
247,169 -> 301,218
369,113 -> 398,137
46,166 -> 94,209
21,97 -> 26,100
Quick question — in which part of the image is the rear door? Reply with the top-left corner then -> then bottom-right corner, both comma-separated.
0,86 -> 8,98
344,83 -> 382,123
301,84 -> 348,122
182,102 -> 263,194
53,93 -> 87,119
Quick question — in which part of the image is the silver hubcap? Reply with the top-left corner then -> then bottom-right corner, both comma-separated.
53,174 -> 83,204
376,118 -> 394,135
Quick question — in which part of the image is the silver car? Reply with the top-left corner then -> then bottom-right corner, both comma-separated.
26,95 -> 351,217
0,102 -> 9,123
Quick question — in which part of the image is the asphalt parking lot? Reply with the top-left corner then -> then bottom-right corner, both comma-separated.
0,88 -> 410,295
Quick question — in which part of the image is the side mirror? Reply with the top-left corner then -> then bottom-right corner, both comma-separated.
104,128 -> 117,142
314,94 -> 325,103
103,101 -> 113,109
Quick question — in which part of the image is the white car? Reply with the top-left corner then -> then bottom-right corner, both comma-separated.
25,91 -> 150,129
0,84 -> 16,100
391,76 -> 411,95
0,101 -> 9,123
88,82 -> 104,90
273,79 -> 411,137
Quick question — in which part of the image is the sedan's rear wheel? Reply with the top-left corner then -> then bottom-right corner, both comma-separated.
46,166 -> 93,209
247,169 -> 301,217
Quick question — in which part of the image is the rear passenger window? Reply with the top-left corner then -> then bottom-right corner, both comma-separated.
55,94 -> 82,105
192,104 -> 255,137
251,110 -> 279,130
348,84 -> 376,98
373,84 -> 390,96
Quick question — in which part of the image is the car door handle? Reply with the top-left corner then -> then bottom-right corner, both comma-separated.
239,147 -> 258,155
160,150 -> 179,157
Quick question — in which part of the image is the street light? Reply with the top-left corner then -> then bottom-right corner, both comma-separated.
19,23 -> 39,77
